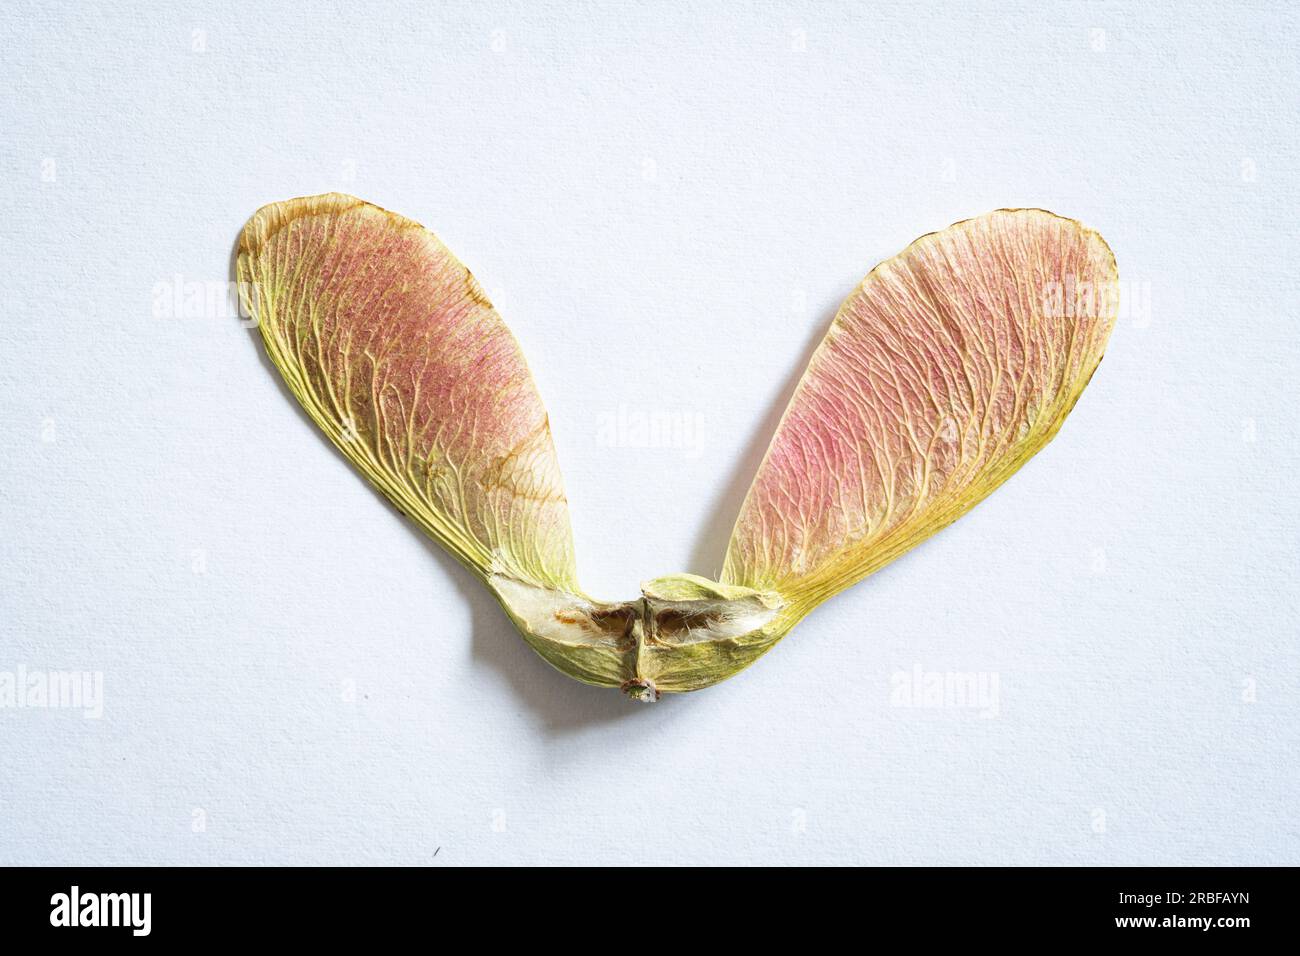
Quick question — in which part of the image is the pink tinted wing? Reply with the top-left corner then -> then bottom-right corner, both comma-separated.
722,209 -> 1117,620
237,194 -> 578,592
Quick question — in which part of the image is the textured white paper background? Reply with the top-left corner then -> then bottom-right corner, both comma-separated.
2,0 -> 1297,866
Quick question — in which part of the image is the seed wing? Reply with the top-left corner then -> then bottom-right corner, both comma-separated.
722,209 -> 1117,621
237,194 -> 579,593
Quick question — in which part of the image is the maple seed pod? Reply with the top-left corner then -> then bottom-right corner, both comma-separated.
237,195 -> 1117,700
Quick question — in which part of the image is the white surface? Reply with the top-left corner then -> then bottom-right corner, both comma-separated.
1,0 -> 1297,866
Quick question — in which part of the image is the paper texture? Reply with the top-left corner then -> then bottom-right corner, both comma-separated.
1,0 -> 1296,865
